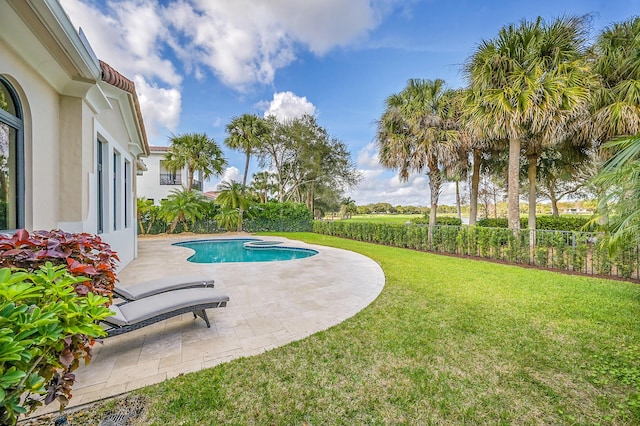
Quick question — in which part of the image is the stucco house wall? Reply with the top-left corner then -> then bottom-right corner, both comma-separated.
0,0 -> 149,269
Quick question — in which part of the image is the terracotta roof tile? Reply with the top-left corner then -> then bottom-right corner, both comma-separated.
99,60 -> 149,155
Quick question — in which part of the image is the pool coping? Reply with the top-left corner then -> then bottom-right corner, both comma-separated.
27,234 -> 386,418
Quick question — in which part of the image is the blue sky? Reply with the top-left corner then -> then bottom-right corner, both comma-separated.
61,0 -> 640,206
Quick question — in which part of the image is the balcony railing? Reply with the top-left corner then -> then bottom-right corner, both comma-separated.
160,173 -> 182,185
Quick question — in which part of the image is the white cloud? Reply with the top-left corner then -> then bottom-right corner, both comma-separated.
60,0 -> 407,138
133,77 -> 181,140
346,143 -> 459,206
357,143 -> 381,169
205,167 -> 241,192
262,92 -> 316,121
61,0 -> 182,86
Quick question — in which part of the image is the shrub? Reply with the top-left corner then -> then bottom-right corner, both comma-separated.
0,230 -> 119,422
244,202 -> 313,232
0,264 -> 112,424
477,215 -> 594,231
411,216 -> 463,226
0,229 -> 119,297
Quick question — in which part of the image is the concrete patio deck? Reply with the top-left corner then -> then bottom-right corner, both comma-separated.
33,234 -> 385,416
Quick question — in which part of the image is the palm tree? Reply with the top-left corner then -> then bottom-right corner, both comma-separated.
340,197 -> 357,219
591,16 -> 640,142
216,180 -> 253,232
250,171 -> 277,203
225,114 -> 271,187
376,78 -> 459,247
164,133 -> 228,191
158,189 -> 208,233
136,197 -> 155,234
464,16 -> 592,231
591,135 -> 640,249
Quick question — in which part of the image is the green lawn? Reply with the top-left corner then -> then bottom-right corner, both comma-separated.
339,214 -> 422,224
124,234 -> 639,424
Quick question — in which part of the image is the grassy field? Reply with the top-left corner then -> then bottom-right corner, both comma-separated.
110,233 -> 639,424
337,214 -> 423,224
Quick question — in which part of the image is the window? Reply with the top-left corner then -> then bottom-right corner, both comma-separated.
124,160 -> 131,228
97,139 -> 105,233
0,77 -> 24,231
159,160 -> 181,185
113,150 -> 121,230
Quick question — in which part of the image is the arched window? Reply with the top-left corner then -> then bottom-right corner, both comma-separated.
0,77 -> 24,231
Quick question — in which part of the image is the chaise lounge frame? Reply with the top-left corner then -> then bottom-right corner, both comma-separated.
113,274 -> 215,301
103,288 -> 229,337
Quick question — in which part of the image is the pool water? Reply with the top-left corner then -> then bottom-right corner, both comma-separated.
174,239 -> 318,263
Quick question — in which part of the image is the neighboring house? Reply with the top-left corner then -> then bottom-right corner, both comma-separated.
0,0 -> 149,269
137,145 -> 202,205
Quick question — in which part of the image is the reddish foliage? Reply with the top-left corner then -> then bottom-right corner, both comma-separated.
0,229 -> 119,297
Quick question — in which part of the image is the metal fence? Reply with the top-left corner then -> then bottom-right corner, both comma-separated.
312,221 -> 640,281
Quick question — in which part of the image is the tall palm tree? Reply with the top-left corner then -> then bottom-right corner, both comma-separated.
158,189 -> 208,233
250,171 -> 277,203
164,133 -> 228,191
216,180 -> 253,232
591,16 -> 640,142
340,197 -> 357,219
376,78 -> 459,247
225,114 -> 271,187
464,16 -> 592,231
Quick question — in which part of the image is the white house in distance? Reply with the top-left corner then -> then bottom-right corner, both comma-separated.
0,0 -> 149,268
137,145 -> 202,205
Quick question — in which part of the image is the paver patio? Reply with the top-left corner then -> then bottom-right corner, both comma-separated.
30,234 -> 385,417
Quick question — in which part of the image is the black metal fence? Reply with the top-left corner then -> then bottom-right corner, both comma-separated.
312,221 -> 640,281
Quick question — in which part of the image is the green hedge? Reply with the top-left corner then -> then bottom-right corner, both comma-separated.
244,202 -> 312,232
477,215 -> 593,231
411,216 -> 463,226
313,221 -> 639,280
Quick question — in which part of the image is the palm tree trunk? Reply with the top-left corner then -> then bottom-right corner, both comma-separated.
527,156 -> 538,263
168,217 -> 180,234
527,157 -> 537,231
455,180 -> 461,221
427,155 -> 441,249
549,188 -> 559,216
508,138 -> 521,231
237,208 -> 243,232
137,216 -> 146,235
469,149 -> 481,226
186,168 -> 194,192
242,152 -> 250,187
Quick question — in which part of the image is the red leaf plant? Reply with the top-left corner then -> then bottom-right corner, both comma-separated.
0,229 -> 119,414
0,229 -> 119,296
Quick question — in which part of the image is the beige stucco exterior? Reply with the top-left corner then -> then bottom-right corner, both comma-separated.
0,0 -> 149,269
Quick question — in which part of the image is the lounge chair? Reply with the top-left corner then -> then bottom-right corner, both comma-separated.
103,288 -> 229,337
113,274 -> 215,301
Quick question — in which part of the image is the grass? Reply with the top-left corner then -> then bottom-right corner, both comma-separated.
338,214 -> 422,224
129,233 -> 640,424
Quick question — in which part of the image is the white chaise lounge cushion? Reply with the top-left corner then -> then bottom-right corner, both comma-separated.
114,274 -> 215,300
107,288 -> 229,326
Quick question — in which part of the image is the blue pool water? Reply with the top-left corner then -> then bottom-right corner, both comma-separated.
173,239 -> 318,263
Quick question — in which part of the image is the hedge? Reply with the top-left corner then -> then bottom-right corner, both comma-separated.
313,221 -> 639,280
411,216 -> 463,226
477,215 -> 594,231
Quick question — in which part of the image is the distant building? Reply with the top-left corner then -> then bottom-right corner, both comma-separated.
0,0 -> 149,268
137,146 -> 202,205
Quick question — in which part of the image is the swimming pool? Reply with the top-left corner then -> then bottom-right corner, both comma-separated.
173,239 -> 318,263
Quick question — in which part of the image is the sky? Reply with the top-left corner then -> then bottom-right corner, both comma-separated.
60,0 -> 640,206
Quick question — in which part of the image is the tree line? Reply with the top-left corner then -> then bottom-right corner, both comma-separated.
139,113 -> 361,232
375,15 -> 640,250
